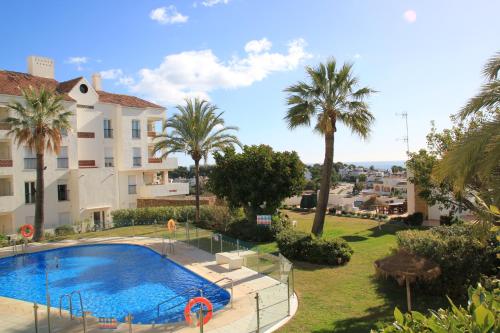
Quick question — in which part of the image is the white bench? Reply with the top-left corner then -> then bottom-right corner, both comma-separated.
216,250 -> 257,270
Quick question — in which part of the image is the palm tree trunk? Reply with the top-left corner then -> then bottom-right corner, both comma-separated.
194,159 -> 201,224
311,130 -> 334,236
33,153 -> 45,241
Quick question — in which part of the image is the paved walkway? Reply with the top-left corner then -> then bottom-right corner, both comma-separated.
0,237 -> 296,333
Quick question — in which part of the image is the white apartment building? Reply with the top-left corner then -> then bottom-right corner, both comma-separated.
0,56 -> 188,234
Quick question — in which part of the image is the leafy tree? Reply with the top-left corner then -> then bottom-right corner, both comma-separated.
169,166 -> 189,179
358,174 -> 367,182
209,145 -> 305,223
7,87 -> 72,241
153,98 -> 241,223
391,165 -> 405,174
369,165 -> 375,171
284,58 -> 375,235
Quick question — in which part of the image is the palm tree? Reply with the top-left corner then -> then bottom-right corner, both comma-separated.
7,86 -> 72,241
153,98 -> 241,223
434,52 -> 500,209
285,59 -> 375,236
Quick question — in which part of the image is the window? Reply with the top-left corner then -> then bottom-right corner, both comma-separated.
132,120 -> 141,139
132,147 -> 141,167
25,181 -> 36,204
57,146 -> 68,168
103,119 -> 113,138
57,184 -> 69,201
24,147 -> 36,170
128,175 -> 137,194
104,147 -> 114,167
79,84 -> 89,94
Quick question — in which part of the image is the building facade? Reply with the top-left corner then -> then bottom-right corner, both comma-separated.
0,56 -> 188,234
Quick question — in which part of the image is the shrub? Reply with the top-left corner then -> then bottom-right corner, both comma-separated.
373,282 -> 499,332
225,213 -> 290,242
405,212 -> 424,226
276,229 -> 353,265
54,225 -> 75,236
300,193 -> 317,209
111,206 -> 239,230
396,224 -> 498,299
328,207 -> 337,215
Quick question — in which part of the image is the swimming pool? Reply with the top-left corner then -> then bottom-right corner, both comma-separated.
0,244 -> 230,324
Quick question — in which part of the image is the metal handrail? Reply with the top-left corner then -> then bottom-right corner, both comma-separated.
156,288 -> 202,318
58,290 -> 87,332
211,277 -> 234,308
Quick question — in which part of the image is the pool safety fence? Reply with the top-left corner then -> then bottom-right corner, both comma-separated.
28,219 -> 295,332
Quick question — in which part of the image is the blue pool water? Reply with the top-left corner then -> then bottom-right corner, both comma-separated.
0,244 -> 230,324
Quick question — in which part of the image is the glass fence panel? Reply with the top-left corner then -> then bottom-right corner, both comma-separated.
257,283 -> 289,330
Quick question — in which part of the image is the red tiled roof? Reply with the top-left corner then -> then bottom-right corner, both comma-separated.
0,70 -> 163,109
0,70 -> 74,101
97,91 -> 163,109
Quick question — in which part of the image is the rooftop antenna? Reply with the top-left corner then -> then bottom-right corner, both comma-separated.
395,112 -> 409,155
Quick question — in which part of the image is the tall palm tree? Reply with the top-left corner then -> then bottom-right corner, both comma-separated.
7,86 -> 72,241
153,98 -> 241,223
285,59 -> 375,236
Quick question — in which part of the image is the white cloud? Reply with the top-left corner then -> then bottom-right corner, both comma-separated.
100,69 -> 123,79
201,0 -> 230,7
150,6 -> 188,24
65,57 -> 88,71
100,69 -> 135,86
127,38 -> 311,105
244,38 -> 272,54
403,10 -> 417,23
354,53 -> 361,59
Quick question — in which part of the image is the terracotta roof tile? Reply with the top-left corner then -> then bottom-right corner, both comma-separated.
97,91 -> 163,109
0,70 -> 74,101
0,70 -> 163,109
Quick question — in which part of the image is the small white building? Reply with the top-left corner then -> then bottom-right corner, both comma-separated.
0,56 -> 188,234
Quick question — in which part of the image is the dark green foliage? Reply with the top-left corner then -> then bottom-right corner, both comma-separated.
225,213 -> 290,242
396,225 -> 498,299
276,229 -> 353,265
54,224 -> 75,236
405,212 -> 424,226
300,192 -> 317,209
209,145 -> 305,223
111,205 -> 240,231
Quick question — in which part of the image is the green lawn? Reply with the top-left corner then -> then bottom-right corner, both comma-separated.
271,211 -> 445,333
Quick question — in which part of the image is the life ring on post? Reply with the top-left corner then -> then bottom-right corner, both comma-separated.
167,219 -> 176,232
20,224 -> 34,238
184,297 -> 213,326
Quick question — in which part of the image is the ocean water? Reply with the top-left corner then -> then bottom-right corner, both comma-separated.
344,160 -> 406,170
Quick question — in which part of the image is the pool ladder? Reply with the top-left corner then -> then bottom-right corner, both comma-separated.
156,287 -> 203,319
58,290 -> 87,332
212,277 -> 234,308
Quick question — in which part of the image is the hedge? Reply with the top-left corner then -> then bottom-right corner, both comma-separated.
276,229 -> 353,265
111,205 -> 241,231
396,224 -> 498,299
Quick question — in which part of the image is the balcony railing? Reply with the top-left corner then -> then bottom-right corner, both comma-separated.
57,157 -> 69,169
104,128 -> 113,138
147,131 -> 157,138
105,157 -> 114,167
0,159 -> 13,167
0,122 -> 11,130
148,157 -> 162,164
24,158 -> 37,170
133,157 -> 142,167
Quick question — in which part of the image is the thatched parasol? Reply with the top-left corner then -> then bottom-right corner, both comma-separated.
374,250 -> 441,312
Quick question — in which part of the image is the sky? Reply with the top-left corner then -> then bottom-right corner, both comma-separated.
1,0 -> 499,166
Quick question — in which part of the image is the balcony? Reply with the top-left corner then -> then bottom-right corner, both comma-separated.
0,160 -> 12,168
79,160 -> 96,168
0,195 -> 15,213
148,157 -> 162,164
138,182 -> 189,198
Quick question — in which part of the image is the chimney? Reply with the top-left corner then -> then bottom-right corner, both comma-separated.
27,56 -> 54,79
92,73 -> 102,91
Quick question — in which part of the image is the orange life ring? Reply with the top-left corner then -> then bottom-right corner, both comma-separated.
20,224 -> 34,238
167,219 -> 176,232
184,297 -> 213,326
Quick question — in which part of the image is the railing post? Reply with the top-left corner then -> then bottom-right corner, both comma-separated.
255,293 -> 260,333
199,305 -> 204,333
131,219 -> 135,237
210,234 -> 213,254
196,227 -> 199,249
287,274 -> 291,316
45,270 -> 52,333
127,313 -> 133,333
237,239 -> 240,255
220,234 -> 223,253
33,302 -> 39,333
257,249 -> 260,273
